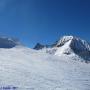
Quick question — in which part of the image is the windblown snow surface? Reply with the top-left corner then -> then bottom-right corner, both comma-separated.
0,47 -> 90,90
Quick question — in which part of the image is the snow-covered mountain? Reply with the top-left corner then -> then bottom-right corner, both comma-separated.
34,35 -> 90,61
0,37 -> 22,48
0,44 -> 90,90
0,35 -> 90,90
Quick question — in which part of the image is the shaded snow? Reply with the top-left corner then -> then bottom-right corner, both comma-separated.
0,47 -> 90,90
34,35 -> 90,61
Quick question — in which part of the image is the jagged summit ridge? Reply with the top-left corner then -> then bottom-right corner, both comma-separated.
34,35 -> 90,51
55,35 -> 76,47
55,35 -> 90,50
34,35 -> 90,61
55,36 -> 90,60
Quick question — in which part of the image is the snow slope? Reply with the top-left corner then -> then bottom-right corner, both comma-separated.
34,36 -> 90,61
55,36 -> 90,61
55,39 -> 73,55
0,47 -> 90,90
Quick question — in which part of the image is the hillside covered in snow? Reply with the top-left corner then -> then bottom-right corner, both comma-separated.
34,35 -> 90,61
0,36 -> 90,90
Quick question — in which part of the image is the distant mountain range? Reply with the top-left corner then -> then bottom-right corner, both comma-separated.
0,37 -> 22,48
34,35 -> 90,61
0,35 -> 90,90
0,35 -> 90,61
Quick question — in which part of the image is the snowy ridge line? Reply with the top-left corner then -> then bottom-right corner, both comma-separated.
34,35 -> 90,61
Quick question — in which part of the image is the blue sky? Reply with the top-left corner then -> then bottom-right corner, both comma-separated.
0,0 -> 90,47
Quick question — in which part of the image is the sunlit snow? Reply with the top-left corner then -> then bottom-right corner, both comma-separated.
0,47 -> 90,90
